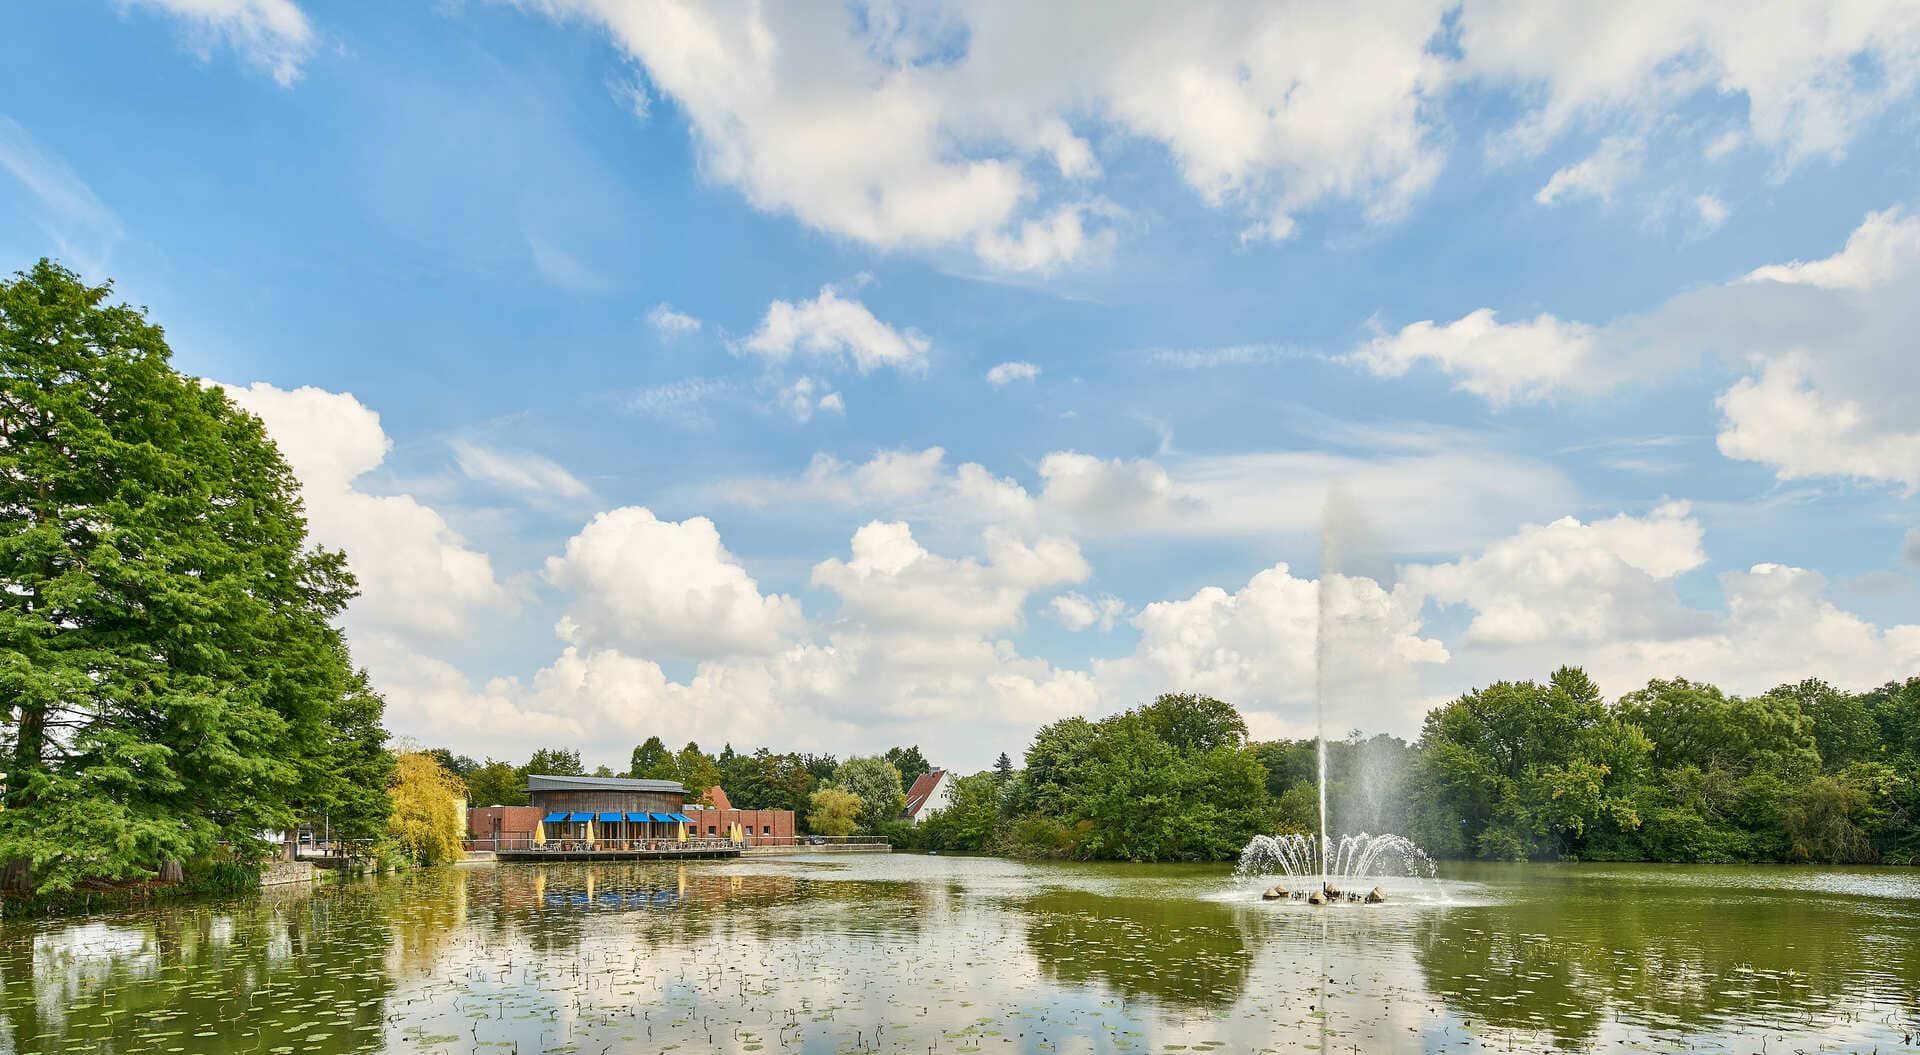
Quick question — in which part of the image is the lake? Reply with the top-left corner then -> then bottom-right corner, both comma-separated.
3,854 -> 1917,1053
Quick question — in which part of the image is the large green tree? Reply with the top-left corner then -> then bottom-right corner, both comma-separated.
834,756 -> 906,832
0,261 -> 382,893
628,736 -> 673,780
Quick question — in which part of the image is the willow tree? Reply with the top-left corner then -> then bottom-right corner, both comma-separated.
0,260 -> 387,893
387,752 -> 466,866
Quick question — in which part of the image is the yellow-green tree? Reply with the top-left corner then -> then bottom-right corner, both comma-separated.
807,787 -> 862,836
389,752 -> 467,866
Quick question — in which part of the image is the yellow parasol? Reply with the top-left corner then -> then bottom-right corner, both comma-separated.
678,820 -> 688,843
534,820 -> 546,847
586,817 -> 596,849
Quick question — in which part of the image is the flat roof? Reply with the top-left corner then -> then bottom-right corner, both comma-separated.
525,774 -> 687,794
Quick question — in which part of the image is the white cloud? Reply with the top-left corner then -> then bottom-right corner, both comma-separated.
1349,308 -> 1601,406
974,204 -> 1116,273
451,439 -> 590,499
1456,1 -> 1920,164
739,286 -> 930,374
519,2 -> 1920,265
811,521 -> 1087,635
1351,205 -> 1920,488
1567,563 -> 1920,699
544,506 -> 805,658
1098,564 -> 1447,736
775,376 -> 845,423
1404,502 -> 1711,647
1050,592 -> 1126,632
1715,358 -> 1920,489
221,382 -> 505,638
985,361 -> 1041,386
1535,137 -> 1642,205
1037,451 -> 1203,526
708,431 -> 1576,553
646,301 -> 702,337
1741,206 -> 1920,288
518,1 -> 1448,263
125,0 -> 315,86
1712,207 -> 1920,487
1693,193 -> 1730,231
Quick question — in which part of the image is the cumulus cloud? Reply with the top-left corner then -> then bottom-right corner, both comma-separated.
451,439 -> 590,499
1534,137 -> 1642,205
1456,1 -> 1920,164
126,0 -> 315,86
811,521 -> 1087,635
739,286 -> 930,374
985,361 -> 1041,386
514,2 -> 1920,266
1405,502 -> 1711,647
1349,308 -> 1602,405
1098,564 -> 1447,737
1399,503 -> 1920,703
776,377 -> 845,423
1050,592 -> 1126,632
544,507 -> 805,658
221,382 -> 505,638
1352,205 -> 1920,488
646,301 -> 702,337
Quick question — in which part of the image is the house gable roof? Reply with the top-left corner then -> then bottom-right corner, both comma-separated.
903,769 -> 947,817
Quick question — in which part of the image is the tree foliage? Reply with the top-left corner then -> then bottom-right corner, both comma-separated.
807,787 -> 861,837
388,752 -> 466,867
835,756 -> 906,832
0,261 -> 390,893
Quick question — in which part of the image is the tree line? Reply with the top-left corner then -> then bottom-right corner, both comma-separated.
425,738 -> 953,839
879,672 -> 1919,865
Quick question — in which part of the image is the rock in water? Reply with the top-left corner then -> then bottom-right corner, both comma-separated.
1307,890 -> 1325,905
1261,885 -> 1286,900
1365,886 -> 1387,904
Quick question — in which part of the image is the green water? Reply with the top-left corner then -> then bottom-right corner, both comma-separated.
2,855 -> 1917,1053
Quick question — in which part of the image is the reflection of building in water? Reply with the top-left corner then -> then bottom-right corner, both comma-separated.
490,864 -> 801,915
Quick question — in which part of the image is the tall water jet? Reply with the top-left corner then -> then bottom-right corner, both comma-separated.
1245,489 -> 1435,903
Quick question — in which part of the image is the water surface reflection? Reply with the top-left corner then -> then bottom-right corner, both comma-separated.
1,856 -> 1915,1053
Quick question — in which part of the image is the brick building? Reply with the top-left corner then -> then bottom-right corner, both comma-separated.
466,774 -> 796,849
686,784 -> 797,845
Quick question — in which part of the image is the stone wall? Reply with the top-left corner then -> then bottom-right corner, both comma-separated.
259,860 -> 316,887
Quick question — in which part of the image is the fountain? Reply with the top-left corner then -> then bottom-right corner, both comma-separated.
1237,491 -> 1438,906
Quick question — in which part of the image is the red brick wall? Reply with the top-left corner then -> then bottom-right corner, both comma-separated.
684,807 -> 795,844
469,805 -> 544,845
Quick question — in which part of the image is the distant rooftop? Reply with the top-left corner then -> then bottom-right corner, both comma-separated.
525,774 -> 686,794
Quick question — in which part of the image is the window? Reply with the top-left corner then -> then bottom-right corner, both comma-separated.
762,825 -> 771,834
708,825 -> 717,835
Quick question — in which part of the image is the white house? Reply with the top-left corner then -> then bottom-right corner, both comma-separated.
902,769 -> 953,823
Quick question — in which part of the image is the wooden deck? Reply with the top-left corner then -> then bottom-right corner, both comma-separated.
495,846 -> 742,863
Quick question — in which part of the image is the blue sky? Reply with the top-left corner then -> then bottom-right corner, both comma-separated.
4,1 -> 1918,771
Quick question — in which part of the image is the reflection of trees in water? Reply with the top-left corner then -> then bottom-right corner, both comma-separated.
1020,889 -> 1251,1010
378,867 -> 468,976
1412,877 -> 1920,1045
0,885 -> 395,1055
